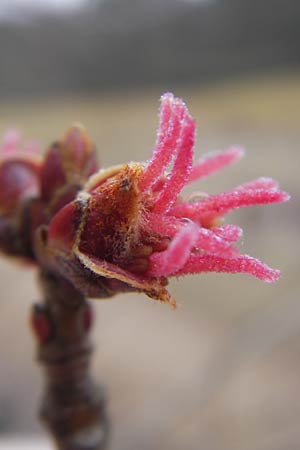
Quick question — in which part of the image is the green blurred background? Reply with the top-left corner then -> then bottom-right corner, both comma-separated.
0,1 -> 299,449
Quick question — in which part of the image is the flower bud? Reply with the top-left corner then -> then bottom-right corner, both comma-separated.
40,125 -> 99,212
0,159 -> 40,215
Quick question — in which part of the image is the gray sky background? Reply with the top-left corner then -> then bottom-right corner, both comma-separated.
0,0 -> 210,20
0,0 -> 87,19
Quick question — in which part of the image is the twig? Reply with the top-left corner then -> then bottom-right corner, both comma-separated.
31,269 -> 109,450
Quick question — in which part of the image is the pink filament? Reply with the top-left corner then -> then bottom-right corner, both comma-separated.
213,224 -> 243,243
188,146 -> 244,184
169,189 -> 290,223
147,214 -> 238,258
152,115 -> 195,213
176,253 -> 281,283
236,177 -> 279,191
139,94 -> 187,192
148,222 -> 199,277
195,228 -> 239,258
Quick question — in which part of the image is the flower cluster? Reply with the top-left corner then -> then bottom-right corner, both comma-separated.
0,94 -> 289,307
0,125 -> 98,259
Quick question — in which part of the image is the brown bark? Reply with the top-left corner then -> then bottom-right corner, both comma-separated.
31,269 -> 109,450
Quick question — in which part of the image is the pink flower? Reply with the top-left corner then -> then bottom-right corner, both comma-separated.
46,93 -> 289,308
40,124 -> 99,214
0,129 -> 41,216
0,125 -> 98,260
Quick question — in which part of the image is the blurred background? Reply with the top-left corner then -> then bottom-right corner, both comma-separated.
0,1 -> 299,449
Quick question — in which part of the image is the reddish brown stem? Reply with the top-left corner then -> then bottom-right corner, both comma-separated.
31,269 -> 109,450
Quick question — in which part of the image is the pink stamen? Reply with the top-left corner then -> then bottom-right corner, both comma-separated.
148,222 -> 199,277
152,115 -> 195,213
195,227 -> 239,258
169,189 -> 290,223
147,214 -> 238,258
139,94 -> 187,192
176,253 -> 281,283
236,177 -> 279,191
213,224 -> 243,243
188,146 -> 244,184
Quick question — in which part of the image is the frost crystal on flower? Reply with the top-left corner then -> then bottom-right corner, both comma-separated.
0,95 -> 290,307
43,93 -> 289,308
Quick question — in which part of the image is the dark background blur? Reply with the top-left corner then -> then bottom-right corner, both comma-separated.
0,1 -> 299,449
0,0 -> 300,98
